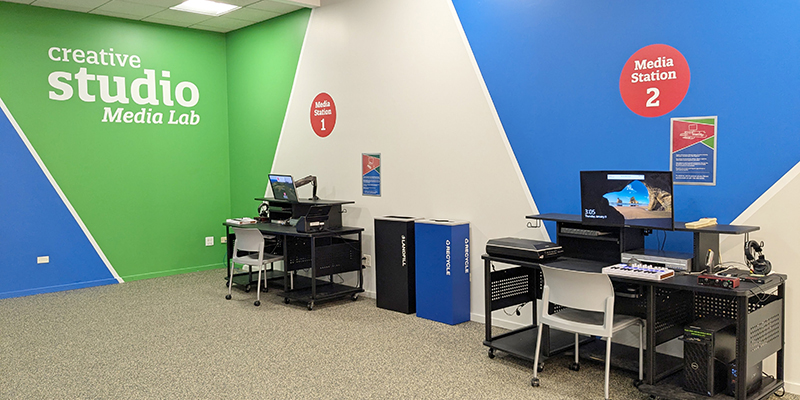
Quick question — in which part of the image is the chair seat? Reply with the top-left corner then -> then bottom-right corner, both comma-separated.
232,253 -> 284,266
550,308 -> 642,335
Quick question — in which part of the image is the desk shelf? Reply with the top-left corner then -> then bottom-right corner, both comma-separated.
638,374 -> 783,400
281,275 -> 364,310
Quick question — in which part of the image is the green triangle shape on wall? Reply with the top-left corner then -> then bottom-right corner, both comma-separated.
702,137 -> 715,149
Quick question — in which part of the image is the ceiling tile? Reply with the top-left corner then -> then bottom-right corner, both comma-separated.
31,0 -> 109,12
90,8 -> 144,19
224,6 -> 278,22
142,8 -> 212,26
91,0 -> 164,18
247,0 -> 299,14
215,0 -> 259,7
120,0 -> 181,8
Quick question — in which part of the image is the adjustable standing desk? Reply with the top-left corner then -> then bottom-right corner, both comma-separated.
223,221 -> 364,310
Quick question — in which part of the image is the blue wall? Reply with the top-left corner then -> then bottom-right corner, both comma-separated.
0,105 -> 116,298
453,0 -> 800,251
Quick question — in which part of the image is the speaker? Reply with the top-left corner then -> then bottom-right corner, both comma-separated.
682,317 -> 736,396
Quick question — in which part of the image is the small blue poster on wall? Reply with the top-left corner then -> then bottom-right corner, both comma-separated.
362,153 -> 381,196
670,116 -> 717,185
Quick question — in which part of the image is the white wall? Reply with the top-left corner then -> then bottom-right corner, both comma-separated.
273,2 -> 799,391
721,162 -> 800,391
271,0 -> 546,328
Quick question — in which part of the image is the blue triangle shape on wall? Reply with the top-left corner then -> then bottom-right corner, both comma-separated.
0,98 -> 120,299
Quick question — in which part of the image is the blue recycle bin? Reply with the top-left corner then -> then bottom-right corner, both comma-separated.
414,219 -> 470,325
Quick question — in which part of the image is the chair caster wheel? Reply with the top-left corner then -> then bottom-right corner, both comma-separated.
531,377 -> 540,387
488,349 -> 495,359
254,300 -> 260,306
307,301 -> 314,311
225,294 -> 231,300
569,362 -> 580,371
537,363 -> 544,373
633,379 -> 643,388
351,293 -> 359,301
284,298 -> 290,304
244,284 -> 251,293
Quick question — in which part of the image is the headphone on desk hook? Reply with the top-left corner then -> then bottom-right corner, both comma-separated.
744,240 -> 771,275
258,202 -> 270,218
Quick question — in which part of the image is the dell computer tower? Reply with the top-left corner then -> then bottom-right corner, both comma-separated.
682,317 -> 736,396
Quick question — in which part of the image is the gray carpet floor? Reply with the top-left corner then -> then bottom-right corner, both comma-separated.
0,269 -> 793,399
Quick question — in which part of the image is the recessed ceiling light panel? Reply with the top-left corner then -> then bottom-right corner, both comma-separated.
170,0 -> 241,17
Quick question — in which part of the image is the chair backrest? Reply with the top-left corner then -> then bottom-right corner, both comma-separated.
233,227 -> 265,254
540,265 -> 615,314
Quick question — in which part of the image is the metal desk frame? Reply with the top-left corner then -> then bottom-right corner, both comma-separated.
224,222 -> 364,310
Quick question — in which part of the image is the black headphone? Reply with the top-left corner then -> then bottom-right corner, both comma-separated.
744,240 -> 772,275
257,202 -> 270,218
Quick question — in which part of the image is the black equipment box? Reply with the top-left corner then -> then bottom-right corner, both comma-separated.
296,205 -> 331,233
681,317 -> 736,396
374,216 -> 419,314
485,237 -> 563,262
727,360 -> 763,397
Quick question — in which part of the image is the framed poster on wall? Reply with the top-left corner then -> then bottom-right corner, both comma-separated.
362,153 -> 381,196
670,116 -> 717,186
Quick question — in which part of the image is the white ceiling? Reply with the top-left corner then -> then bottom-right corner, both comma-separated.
0,0 -> 319,32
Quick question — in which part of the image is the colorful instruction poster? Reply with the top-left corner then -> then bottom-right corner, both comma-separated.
362,153 -> 381,196
670,116 -> 717,185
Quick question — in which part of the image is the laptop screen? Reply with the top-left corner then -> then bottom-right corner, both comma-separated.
268,174 -> 299,202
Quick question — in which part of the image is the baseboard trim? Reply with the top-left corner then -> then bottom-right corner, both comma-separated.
0,278 -> 119,299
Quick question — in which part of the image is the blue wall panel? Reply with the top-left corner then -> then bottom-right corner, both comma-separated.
453,0 -> 800,251
0,104 -> 117,298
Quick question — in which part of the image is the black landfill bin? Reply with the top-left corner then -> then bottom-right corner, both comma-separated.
374,216 -> 420,314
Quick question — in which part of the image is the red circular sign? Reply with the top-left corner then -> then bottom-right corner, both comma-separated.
619,44 -> 690,117
310,92 -> 336,137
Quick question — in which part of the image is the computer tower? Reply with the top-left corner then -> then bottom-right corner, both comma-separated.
727,360 -> 763,397
682,317 -> 736,396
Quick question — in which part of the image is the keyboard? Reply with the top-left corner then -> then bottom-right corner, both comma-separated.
602,263 -> 675,281
560,227 -> 608,237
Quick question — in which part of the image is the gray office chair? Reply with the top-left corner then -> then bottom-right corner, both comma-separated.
531,265 -> 644,400
225,227 -> 283,306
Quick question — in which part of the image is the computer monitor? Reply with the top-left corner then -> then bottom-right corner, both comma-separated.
268,174 -> 299,202
580,171 -> 674,230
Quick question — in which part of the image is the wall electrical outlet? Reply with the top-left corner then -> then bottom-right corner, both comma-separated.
205,236 -> 214,246
37,256 -> 49,264
220,236 -> 227,244
362,254 -> 372,267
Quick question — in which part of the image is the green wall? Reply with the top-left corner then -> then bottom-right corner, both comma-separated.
226,9 -> 311,218
0,3 -> 231,281
0,2 -> 309,293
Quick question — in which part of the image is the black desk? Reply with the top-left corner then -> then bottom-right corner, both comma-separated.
483,252 -> 787,400
224,222 -> 364,310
